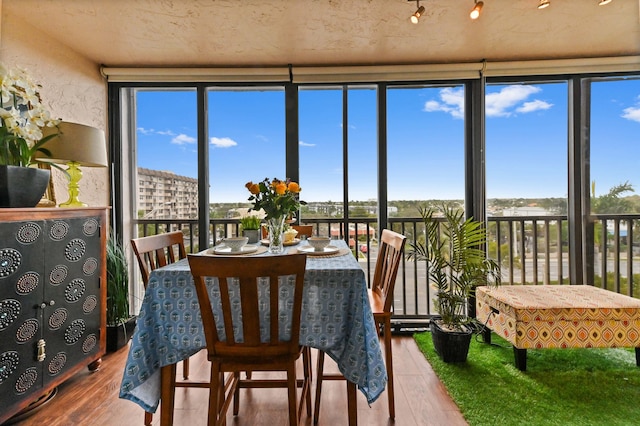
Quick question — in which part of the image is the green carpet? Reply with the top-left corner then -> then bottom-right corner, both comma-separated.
414,331 -> 640,426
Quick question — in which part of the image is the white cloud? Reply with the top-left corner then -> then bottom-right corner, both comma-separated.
516,99 -> 553,113
423,87 -> 464,119
299,141 -> 315,147
210,136 -> 238,148
485,85 -> 541,117
172,134 -> 196,145
622,97 -> 640,122
137,127 -> 177,137
622,106 -> 640,122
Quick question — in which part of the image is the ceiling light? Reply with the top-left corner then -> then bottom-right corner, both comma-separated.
598,0 -> 612,5
410,2 -> 425,24
470,1 -> 484,20
538,0 -> 550,9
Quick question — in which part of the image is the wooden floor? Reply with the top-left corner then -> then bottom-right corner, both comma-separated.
8,336 -> 467,426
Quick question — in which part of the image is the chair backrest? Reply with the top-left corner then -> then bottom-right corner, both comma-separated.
291,225 -> 313,238
188,253 -> 308,360
131,231 -> 187,286
372,229 -> 407,313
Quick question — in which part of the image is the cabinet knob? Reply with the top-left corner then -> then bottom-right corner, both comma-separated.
40,303 -> 47,309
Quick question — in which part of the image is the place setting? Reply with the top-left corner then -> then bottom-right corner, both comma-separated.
207,236 -> 267,256
291,236 -> 350,257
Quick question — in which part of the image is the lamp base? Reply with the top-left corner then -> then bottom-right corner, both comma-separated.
59,161 -> 88,208
59,199 -> 88,208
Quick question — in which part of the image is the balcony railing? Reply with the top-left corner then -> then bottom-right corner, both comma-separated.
134,213 -> 640,328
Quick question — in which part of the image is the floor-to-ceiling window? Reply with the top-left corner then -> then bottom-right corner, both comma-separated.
590,77 -> 640,296
485,81 -> 569,284
386,84 -> 466,317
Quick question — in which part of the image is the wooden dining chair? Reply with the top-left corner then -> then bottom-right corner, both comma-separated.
313,229 -> 407,423
187,253 -> 311,426
130,231 -> 189,426
291,224 -> 313,239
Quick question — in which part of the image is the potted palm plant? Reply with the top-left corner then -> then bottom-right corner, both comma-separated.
106,231 -> 136,352
0,64 -> 60,207
240,214 -> 262,243
408,204 -> 501,363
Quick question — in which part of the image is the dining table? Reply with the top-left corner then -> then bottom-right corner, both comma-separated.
119,238 -> 386,425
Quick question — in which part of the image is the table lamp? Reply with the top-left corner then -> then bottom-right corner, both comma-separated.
37,122 -> 108,207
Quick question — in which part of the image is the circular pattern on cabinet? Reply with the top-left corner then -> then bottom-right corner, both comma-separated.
0,249 -> 22,278
64,239 -> 86,262
50,221 -> 70,241
16,222 -> 41,244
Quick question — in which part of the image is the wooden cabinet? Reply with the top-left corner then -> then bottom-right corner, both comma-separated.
0,208 -> 108,424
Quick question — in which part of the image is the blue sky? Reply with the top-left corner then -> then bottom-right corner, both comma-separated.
136,79 -> 640,203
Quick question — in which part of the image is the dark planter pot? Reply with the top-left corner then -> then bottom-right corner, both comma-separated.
430,318 -> 473,363
106,316 -> 137,352
0,165 -> 50,207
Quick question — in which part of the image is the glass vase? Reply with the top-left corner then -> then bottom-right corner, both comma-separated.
267,216 -> 286,253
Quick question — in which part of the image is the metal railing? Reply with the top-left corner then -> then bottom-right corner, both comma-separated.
134,213 -> 640,328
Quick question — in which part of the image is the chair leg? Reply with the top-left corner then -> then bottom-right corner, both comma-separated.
208,366 -> 220,426
383,318 -> 395,420
160,363 -> 177,426
144,410 -> 152,425
313,350 -> 325,424
183,357 -> 190,380
287,364 -> 299,425
233,371 -> 241,415
303,347 -> 312,418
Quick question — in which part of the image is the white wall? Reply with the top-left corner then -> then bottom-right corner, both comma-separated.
0,5 -> 109,207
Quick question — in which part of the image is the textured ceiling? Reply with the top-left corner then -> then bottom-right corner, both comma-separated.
4,0 -> 640,68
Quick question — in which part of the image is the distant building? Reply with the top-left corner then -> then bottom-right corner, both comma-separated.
306,202 -> 397,216
137,168 -> 198,219
499,207 -> 553,217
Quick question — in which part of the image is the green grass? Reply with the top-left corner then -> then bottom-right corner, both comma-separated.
414,332 -> 640,426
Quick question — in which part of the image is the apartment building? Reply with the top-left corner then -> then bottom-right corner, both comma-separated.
137,168 -> 198,219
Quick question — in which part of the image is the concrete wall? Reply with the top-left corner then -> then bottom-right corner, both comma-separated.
0,4 -> 109,207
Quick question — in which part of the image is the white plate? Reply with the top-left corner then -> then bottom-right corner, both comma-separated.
297,245 -> 340,255
211,245 -> 258,255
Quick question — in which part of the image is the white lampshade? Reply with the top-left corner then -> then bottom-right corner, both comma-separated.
36,121 -> 107,207
38,122 -> 107,167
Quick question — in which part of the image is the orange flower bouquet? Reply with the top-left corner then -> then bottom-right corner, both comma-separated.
245,177 -> 305,253
245,177 -> 305,220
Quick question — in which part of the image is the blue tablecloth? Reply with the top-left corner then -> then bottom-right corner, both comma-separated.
119,240 -> 386,413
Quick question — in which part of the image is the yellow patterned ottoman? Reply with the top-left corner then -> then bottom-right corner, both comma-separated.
476,285 -> 640,371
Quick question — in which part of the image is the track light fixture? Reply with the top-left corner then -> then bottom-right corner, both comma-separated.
410,1 -> 425,24
469,1 -> 483,20
538,0 -> 550,9
598,0 -> 612,5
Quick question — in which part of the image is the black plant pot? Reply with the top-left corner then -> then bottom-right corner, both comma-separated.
106,316 -> 137,352
0,165 -> 50,207
430,319 -> 473,363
